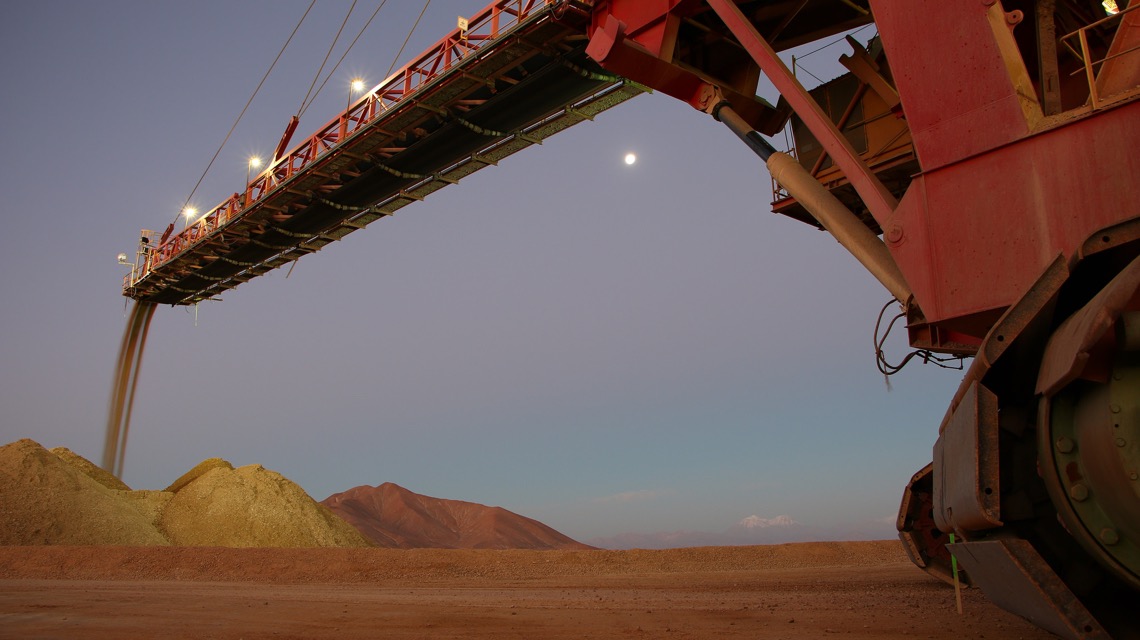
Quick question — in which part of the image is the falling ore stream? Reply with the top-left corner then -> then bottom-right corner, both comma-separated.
104,300 -> 157,478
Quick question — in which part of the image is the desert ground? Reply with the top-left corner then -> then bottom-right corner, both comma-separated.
0,542 -> 1056,639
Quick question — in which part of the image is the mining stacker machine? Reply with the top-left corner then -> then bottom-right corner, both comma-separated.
123,1 -> 1140,637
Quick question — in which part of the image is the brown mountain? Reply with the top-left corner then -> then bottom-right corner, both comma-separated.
321,483 -> 593,550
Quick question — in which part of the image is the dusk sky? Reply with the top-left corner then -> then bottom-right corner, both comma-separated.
1,1 -> 965,544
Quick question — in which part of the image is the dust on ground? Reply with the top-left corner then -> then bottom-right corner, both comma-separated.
0,544 -> 1055,639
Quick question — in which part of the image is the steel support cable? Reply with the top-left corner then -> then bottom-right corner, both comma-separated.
787,24 -> 875,89
171,0 -> 318,229
795,23 -> 874,60
296,0 -> 358,117
794,64 -> 826,85
295,0 -> 427,195
384,0 -> 433,80
298,0 -> 393,119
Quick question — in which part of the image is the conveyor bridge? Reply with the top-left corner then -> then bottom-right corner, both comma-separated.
123,0 -> 642,305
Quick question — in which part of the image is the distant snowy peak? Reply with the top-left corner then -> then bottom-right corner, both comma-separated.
737,514 -> 799,529
588,515 -> 805,549
587,515 -> 896,550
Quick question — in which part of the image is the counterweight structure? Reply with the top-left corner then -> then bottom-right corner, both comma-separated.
124,1 -> 1140,637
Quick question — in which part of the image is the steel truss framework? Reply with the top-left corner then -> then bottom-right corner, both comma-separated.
125,0 -> 642,305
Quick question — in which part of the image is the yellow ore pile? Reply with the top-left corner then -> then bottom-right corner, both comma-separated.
0,439 -> 370,547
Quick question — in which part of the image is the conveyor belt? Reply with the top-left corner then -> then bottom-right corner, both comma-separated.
125,0 -> 642,305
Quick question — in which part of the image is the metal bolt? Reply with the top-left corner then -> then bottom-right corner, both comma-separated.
1131,472 -> 1139,481
1070,484 -> 1089,501
1100,529 -> 1120,545
1111,404 -> 1121,414
1118,438 -> 1128,448
1056,437 -> 1075,453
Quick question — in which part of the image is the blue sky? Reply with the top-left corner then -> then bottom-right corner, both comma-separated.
0,1 -> 963,544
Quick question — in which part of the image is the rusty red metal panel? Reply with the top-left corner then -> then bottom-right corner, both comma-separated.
897,462 -> 964,587
585,1 -> 787,132
868,0 -> 1034,170
951,539 -> 1111,639
933,380 -> 1001,533
1037,256 -> 1140,395
1092,3 -> 1140,103
588,0 -> 689,56
586,13 -> 708,108
886,100 -> 1140,333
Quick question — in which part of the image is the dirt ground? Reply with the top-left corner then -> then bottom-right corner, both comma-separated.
0,542 -> 1055,640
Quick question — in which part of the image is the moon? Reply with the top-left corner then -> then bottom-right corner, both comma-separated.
624,153 -> 637,165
